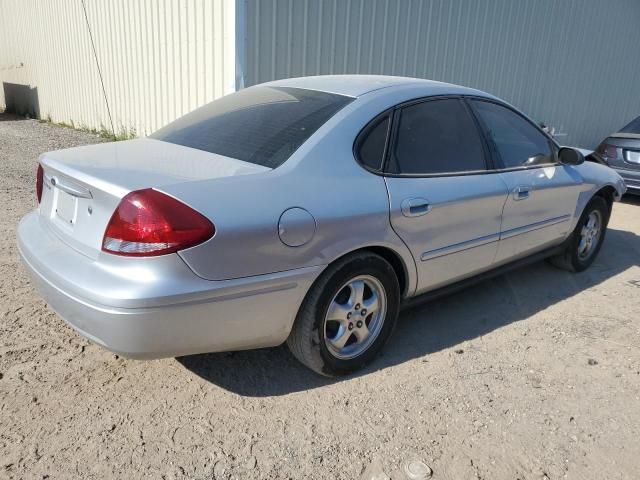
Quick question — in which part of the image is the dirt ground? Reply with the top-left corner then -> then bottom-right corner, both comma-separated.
1,113 -> 639,480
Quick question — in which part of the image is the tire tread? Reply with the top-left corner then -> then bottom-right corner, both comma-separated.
548,195 -> 609,273
287,252 -> 399,376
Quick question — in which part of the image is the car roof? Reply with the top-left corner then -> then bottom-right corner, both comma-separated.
261,74 -> 484,98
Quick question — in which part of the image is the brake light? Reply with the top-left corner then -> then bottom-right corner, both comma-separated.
596,142 -> 617,161
36,164 -> 44,203
102,189 -> 215,256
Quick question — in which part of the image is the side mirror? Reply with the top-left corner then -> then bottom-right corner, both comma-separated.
558,147 -> 584,166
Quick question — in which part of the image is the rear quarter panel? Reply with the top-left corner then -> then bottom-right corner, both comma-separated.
159,93 -> 421,294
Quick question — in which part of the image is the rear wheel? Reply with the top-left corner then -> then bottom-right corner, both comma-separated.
548,196 -> 610,272
287,252 -> 400,376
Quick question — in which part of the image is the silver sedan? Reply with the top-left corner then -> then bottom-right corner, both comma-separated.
17,75 -> 626,375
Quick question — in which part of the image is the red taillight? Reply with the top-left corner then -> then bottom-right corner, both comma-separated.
36,164 -> 44,203
596,142 -> 617,160
102,189 -> 215,257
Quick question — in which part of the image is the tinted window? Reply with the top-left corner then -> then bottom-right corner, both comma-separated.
471,100 -> 553,168
620,115 -> 640,134
389,99 -> 486,174
357,114 -> 390,170
151,86 -> 352,168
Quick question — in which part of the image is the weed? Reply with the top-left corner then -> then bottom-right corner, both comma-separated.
37,116 -> 137,141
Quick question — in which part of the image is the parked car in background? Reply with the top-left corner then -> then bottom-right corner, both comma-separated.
17,76 -> 626,376
593,115 -> 640,194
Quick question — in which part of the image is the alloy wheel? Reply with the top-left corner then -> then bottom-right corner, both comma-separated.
323,275 -> 387,360
577,210 -> 602,260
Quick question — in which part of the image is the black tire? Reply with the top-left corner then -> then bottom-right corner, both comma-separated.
287,251 -> 401,376
548,195 -> 610,272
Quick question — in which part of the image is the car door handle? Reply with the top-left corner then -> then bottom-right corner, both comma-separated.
512,185 -> 530,200
401,198 -> 431,217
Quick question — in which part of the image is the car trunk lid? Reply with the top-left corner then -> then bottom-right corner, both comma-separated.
599,134 -> 640,171
38,138 -> 269,259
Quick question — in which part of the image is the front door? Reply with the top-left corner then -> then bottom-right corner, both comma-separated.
383,98 -> 508,294
469,99 -> 583,263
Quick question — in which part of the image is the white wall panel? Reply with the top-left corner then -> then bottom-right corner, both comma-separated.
0,0 -> 236,136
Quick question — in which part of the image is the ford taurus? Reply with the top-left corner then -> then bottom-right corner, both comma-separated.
17,75 -> 626,375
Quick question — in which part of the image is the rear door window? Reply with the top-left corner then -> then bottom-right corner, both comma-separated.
387,98 -> 487,175
151,86 -> 352,169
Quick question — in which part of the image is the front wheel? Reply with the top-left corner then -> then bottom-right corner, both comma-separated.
287,252 -> 400,376
548,196 -> 610,272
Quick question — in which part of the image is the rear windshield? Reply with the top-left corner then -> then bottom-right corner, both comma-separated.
151,86 -> 352,168
620,115 -> 640,134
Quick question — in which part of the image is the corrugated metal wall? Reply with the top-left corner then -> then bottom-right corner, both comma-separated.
244,0 -> 640,148
0,0 -> 235,136
2,1 -> 638,147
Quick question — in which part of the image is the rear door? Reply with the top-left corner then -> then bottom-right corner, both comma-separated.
469,99 -> 583,263
380,98 -> 508,294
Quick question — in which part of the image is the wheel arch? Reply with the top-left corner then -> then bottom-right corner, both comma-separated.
361,245 -> 410,298
570,184 -> 616,235
593,185 -> 616,214
314,244 -> 415,300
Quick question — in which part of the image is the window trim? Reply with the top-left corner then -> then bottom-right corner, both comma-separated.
352,94 -> 563,179
353,109 -> 393,173
465,96 -> 561,172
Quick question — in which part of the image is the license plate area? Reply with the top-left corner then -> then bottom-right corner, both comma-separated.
624,149 -> 640,165
55,189 -> 78,226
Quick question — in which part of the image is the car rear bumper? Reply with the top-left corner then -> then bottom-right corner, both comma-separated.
17,211 -> 322,359
611,166 -> 640,192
